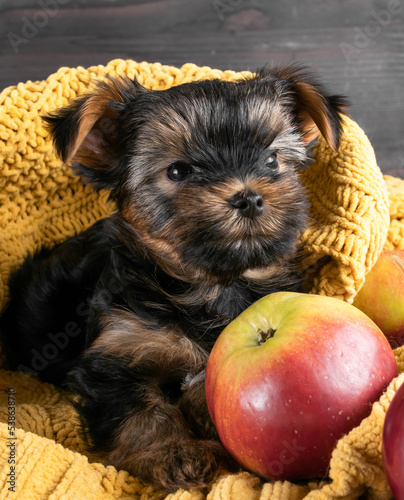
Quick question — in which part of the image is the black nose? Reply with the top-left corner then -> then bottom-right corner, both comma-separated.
230,191 -> 265,219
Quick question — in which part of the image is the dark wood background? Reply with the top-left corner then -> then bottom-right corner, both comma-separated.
1,0 -> 403,178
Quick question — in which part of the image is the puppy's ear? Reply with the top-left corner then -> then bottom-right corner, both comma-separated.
43,76 -> 144,189
259,65 -> 347,151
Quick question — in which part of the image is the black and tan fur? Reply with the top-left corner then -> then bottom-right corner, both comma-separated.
0,65 -> 346,491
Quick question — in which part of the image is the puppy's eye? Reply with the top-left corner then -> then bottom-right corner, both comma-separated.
167,161 -> 194,182
265,152 -> 279,170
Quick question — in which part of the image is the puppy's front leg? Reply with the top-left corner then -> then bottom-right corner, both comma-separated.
69,311 -> 226,491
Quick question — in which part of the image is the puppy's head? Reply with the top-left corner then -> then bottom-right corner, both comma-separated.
44,65 -> 346,284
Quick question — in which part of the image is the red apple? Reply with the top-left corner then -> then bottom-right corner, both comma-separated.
353,250 -> 404,348
383,381 -> 404,499
205,292 -> 397,481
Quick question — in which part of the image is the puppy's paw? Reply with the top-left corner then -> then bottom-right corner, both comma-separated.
149,438 -> 224,492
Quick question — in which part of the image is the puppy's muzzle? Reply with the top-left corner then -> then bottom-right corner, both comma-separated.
229,190 -> 265,219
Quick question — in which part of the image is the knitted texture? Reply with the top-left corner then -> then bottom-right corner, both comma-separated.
383,175 -> 404,250
0,59 -> 402,499
299,118 -> 390,303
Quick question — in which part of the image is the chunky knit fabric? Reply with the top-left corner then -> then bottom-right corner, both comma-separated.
383,175 -> 404,250
0,59 -> 403,499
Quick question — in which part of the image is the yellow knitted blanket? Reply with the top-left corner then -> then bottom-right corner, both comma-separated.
0,59 -> 404,499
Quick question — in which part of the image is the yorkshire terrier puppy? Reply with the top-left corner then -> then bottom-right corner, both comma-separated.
0,65 -> 346,491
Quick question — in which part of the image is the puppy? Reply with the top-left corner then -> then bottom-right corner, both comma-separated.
0,65 -> 346,491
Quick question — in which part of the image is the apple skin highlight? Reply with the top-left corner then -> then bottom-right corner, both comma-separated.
206,292 -> 398,481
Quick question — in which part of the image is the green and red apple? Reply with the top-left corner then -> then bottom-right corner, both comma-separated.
353,250 -> 404,348
205,292 -> 397,481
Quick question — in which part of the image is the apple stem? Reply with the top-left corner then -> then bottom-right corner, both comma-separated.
258,328 -> 276,345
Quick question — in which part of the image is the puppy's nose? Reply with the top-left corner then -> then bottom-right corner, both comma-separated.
230,191 -> 265,219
